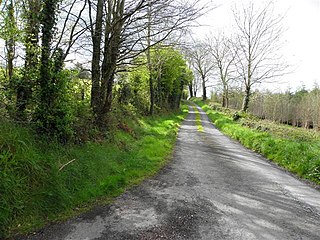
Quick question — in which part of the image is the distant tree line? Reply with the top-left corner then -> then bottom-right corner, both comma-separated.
248,87 -> 320,129
210,86 -> 320,130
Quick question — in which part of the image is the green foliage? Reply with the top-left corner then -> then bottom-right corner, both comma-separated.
198,103 -> 320,185
121,60 -> 150,114
0,1 -> 22,43
150,47 -> 189,110
126,46 -> 192,114
0,106 -> 187,238
67,75 -> 94,143
0,68 -> 9,115
35,67 -> 74,141
35,0 -> 69,139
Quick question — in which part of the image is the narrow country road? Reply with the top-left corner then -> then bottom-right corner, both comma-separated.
20,105 -> 320,240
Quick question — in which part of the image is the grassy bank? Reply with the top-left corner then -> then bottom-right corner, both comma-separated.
193,99 -> 320,186
0,105 -> 188,238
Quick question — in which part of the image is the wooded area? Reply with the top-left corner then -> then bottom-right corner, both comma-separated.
0,0 -> 205,141
0,2 -> 203,236
227,87 -> 320,129
1,0 -> 315,140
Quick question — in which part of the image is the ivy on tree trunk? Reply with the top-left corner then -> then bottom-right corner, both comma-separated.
16,0 -> 41,119
36,0 -> 70,139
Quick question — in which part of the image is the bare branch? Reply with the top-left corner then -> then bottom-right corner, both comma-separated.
232,1 -> 288,111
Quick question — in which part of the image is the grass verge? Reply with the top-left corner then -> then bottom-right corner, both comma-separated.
0,104 -> 188,239
192,105 -> 203,132
193,99 -> 320,186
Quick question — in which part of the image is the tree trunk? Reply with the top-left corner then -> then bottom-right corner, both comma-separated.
222,85 -> 229,108
242,86 -> 251,112
90,0 -> 104,114
147,1 -> 155,115
17,0 -> 40,119
37,0 -> 58,131
202,78 -> 207,101
6,39 -> 14,82
226,92 -> 229,108
100,47 -> 117,119
96,0 -> 124,127
5,1 -> 14,83
189,84 -> 193,98
222,93 -> 226,108
156,73 -> 161,106
148,68 -> 155,115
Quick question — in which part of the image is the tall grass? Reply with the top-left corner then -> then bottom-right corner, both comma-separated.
193,99 -> 320,186
0,105 -> 187,238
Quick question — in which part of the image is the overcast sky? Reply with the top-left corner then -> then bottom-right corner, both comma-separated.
192,0 -> 320,92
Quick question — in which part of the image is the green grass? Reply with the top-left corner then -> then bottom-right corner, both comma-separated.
192,99 -> 320,186
0,104 -> 188,238
192,105 -> 203,132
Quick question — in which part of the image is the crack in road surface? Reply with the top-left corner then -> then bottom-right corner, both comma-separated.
20,105 -> 320,240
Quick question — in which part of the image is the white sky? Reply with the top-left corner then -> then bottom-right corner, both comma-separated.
192,0 -> 320,92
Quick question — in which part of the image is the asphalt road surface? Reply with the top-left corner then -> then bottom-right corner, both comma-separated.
20,105 -> 320,240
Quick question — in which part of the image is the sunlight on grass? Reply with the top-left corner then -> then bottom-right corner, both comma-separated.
192,105 -> 204,132
195,102 -> 320,185
0,104 -> 188,238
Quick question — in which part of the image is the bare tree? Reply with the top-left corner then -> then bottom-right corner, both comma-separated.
53,0 -> 88,60
192,76 -> 201,97
182,51 -> 196,98
208,34 -> 236,108
187,42 -> 214,101
233,1 -> 287,112
87,0 -> 148,127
